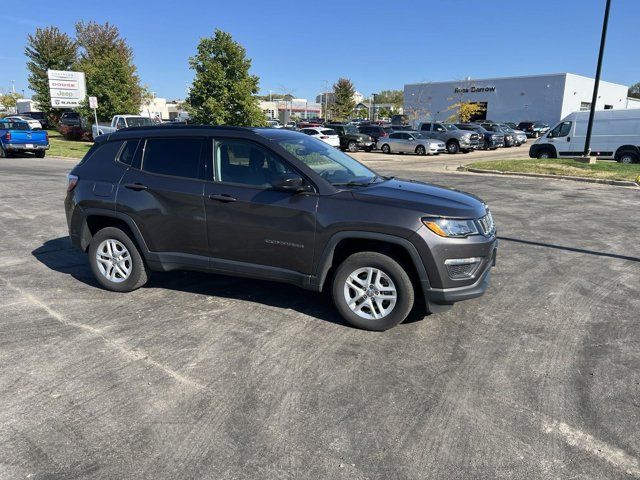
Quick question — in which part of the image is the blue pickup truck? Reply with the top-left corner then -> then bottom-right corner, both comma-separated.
0,119 -> 49,158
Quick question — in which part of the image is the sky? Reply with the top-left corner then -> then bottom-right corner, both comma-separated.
1,0 -> 639,102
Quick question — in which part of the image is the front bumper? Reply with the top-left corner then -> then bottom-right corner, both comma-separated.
460,140 -> 480,149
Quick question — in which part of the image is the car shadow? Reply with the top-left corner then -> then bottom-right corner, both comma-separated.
31,237 -> 355,327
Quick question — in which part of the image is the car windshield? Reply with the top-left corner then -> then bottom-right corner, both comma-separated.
443,123 -> 458,130
344,125 -> 358,134
126,117 -> 154,127
270,132 -> 381,186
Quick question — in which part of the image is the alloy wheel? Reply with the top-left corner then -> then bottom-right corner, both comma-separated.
343,267 -> 397,320
95,239 -> 132,283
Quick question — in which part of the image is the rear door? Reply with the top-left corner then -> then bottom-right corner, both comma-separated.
116,136 -> 209,260
203,137 -> 318,274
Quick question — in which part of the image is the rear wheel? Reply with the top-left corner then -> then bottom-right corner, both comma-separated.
618,151 -> 638,164
332,252 -> 414,331
88,226 -> 149,292
381,144 -> 391,154
35,150 -> 45,158
415,145 -> 426,156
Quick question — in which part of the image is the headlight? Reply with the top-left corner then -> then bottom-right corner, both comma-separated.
422,217 -> 479,238
462,134 -> 471,140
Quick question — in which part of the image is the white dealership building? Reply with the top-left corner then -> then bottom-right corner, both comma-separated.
404,73 -> 640,126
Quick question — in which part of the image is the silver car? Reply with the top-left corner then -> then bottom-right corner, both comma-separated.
379,131 -> 446,155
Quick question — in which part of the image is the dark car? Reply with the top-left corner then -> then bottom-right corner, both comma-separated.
325,123 -> 374,152
59,111 -> 82,127
64,126 -> 497,331
481,123 -> 516,147
357,124 -> 393,147
21,111 -> 50,129
455,124 -> 504,150
517,121 -> 550,138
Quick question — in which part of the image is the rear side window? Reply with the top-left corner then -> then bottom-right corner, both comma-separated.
420,124 -> 430,131
142,137 -> 203,179
79,140 -> 124,166
117,140 -> 140,166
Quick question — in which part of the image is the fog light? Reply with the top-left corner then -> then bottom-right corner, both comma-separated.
445,257 -> 481,279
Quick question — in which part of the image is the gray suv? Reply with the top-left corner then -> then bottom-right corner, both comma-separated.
417,122 -> 480,154
65,126 -> 497,331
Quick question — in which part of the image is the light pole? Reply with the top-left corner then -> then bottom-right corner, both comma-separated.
583,0 -> 612,157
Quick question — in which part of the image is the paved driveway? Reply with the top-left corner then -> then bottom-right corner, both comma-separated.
1,156 -> 638,479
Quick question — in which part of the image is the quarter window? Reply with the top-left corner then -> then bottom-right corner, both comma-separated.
215,139 -> 293,187
142,137 -> 203,179
118,140 -> 140,166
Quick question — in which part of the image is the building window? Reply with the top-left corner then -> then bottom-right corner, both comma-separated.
580,102 -> 591,111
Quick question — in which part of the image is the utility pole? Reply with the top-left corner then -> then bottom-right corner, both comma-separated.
583,0 -> 612,157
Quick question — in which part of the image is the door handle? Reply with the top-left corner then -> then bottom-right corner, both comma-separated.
567,137 -> 571,142
123,183 -> 148,191
208,193 -> 237,203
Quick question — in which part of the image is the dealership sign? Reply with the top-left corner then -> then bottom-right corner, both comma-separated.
47,69 -> 87,108
454,86 -> 496,94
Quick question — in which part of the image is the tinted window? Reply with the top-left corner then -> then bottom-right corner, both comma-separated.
321,129 -> 336,135
117,140 -> 140,166
389,133 -> 401,139
215,139 -> 293,187
550,121 -> 572,138
142,137 -> 203,179
420,124 -> 431,131
81,140 -> 124,166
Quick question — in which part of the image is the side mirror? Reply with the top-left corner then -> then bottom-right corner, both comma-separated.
271,173 -> 312,193
547,132 -> 554,138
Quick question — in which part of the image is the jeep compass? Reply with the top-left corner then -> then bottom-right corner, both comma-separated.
65,126 -> 497,331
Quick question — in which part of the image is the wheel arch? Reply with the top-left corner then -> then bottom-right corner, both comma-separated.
80,209 -> 149,255
614,145 -> 640,160
314,232 -> 431,294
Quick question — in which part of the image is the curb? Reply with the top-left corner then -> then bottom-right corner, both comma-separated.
459,167 -> 640,188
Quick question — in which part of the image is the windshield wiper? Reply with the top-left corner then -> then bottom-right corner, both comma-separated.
332,181 -> 371,187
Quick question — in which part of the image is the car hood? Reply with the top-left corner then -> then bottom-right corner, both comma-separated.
351,178 -> 487,218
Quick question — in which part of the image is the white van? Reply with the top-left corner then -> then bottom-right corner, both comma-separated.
529,109 -> 640,164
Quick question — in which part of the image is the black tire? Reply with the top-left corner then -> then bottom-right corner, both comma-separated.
415,145 -> 426,156
364,146 -> 373,152
0,145 -> 6,158
381,144 -> 391,154
347,141 -> 358,152
35,150 -> 46,158
533,132 -> 539,138
536,147 -> 554,160
88,226 -> 149,293
331,251 -> 414,331
482,140 -> 489,150
446,140 -> 460,154
617,150 -> 639,164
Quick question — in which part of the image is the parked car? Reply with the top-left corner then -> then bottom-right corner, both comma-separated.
92,115 -> 154,138
391,114 -> 410,126
529,109 -> 640,163
325,123 -> 374,152
389,125 -> 416,132
59,111 -> 82,127
358,124 -> 393,147
299,127 -> 340,148
497,123 -> 527,145
0,119 -> 49,157
20,111 -> 49,129
378,131 -> 446,155
64,125 -> 497,331
266,119 -> 282,128
481,123 -> 516,147
455,124 -> 504,150
4,115 -> 42,130
517,121 -> 550,138
417,122 -> 480,153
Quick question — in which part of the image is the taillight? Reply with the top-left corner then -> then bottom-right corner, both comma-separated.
5,131 -> 11,141
380,131 -> 388,137
66,174 -> 78,192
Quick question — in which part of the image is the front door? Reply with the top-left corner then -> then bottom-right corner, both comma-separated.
116,136 -> 208,259
204,137 -> 318,274
547,121 -> 573,157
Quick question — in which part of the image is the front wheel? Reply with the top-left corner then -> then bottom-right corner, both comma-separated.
381,144 -> 391,154
348,141 -> 358,152
537,148 -> 553,159
415,145 -> 426,155
446,140 -> 460,154
88,226 -> 149,292
332,252 -> 414,331
618,151 -> 638,164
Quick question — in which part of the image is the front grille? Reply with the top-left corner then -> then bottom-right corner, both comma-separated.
470,134 -> 479,140
478,210 -> 495,237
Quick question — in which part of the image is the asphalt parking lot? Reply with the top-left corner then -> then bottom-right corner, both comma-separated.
1,155 -> 639,479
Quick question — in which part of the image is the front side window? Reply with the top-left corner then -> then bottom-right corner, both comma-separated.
215,139 -> 293,187
549,121 -> 572,138
142,137 -> 203,179
116,118 -> 126,129
434,123 -> 445,132
420,124 -> 431,131
389,133 -> 401,139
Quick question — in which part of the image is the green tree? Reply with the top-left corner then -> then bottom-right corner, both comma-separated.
375,89 -> 403,109
629,82 -> 640,99
186,29 -> 265,126
25,26 -> 77,121
74,21 -> 143,122
0,92 -> 23,111
332,78 -> 356,121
